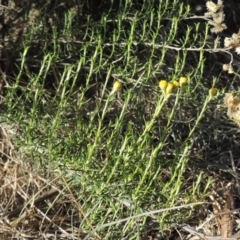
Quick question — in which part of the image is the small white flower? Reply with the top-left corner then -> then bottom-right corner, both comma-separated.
224,37 -> 238,48
235,46 -> 240,55
222,64 -> 229,71
206,1 -> 223,13
206,1 -> 219,13
232,32 -> 240,41
224,38 -> 232,47
210,22 -> 226,33
212,11 -> 225,24
228,65 -> 234,74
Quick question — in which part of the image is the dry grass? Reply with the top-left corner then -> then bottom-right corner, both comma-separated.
0,124 -> 96,240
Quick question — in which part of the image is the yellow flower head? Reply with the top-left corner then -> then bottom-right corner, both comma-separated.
172,80 -> 180,89
179,76 -> 187,87
209,87 -> 217,97
112,80 -> 122,93
166,82 -> 174,95
159,80 -> 168,92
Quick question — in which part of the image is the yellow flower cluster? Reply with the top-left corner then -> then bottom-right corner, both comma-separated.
159,76 -> 187,94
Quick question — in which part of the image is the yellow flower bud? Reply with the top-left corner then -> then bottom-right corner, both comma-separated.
111,80 -> 122,93
172,80 -> 180,89
166,82 -> 174,94
159,80 -> 168,92
179,76 -> 187,87
209,87 -> 217,97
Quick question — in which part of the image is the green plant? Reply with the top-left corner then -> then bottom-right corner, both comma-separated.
1,0 -> 238,238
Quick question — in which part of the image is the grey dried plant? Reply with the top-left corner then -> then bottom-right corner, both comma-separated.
205,0 -> 226,34
224,32 -> 240,55
222,30 -> 240,74
204,1 -> 240,74
224,93 -> 240,126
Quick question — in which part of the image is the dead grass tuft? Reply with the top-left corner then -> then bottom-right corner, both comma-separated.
0,124 -> 91,240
